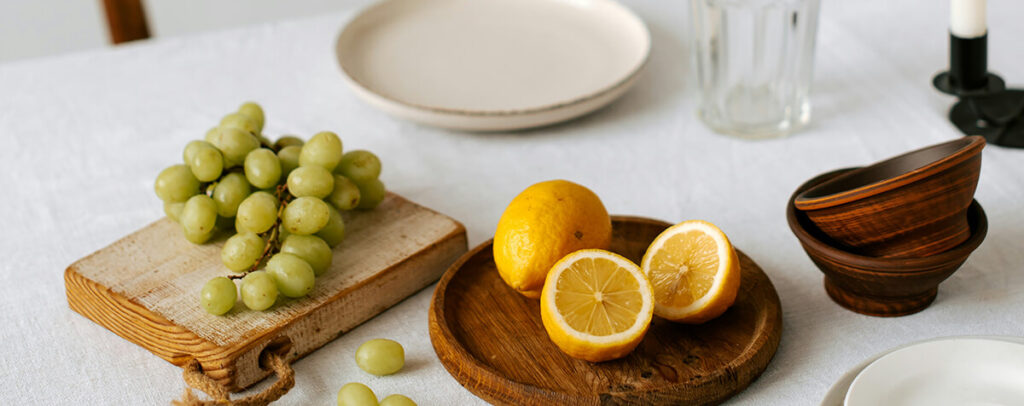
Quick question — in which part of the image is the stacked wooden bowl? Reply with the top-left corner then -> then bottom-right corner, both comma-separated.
787,136 -> 988,316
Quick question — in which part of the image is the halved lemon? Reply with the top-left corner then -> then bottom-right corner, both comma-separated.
539,249 -> 654,362
640,220 -> 740,324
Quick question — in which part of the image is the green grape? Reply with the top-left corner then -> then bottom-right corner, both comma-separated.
185,229 -> 212,242
155,164 -> 200,203
221,232 -> 265,272
337,382 -> 378,406
266,253 -> 316,298
274,135 -> 304,150
355,179 -> 386,210
287,165 -> 334,198
212,172 -> 251,217
244,148 -> 282,189
201,277 -> 237,316
237,102 -> 265,132
204,127 -> 220,144
186,141 -> 224,182
337,150 -> 382,183
277,145 -> 302,179
282,197 -> 330,235
236,191 -> 278,233
328,175 -> 361,210
240,271 -> 278,311
299,131 -> 343,171
212,127 -> 260,168
281,234 -> 332,276
183,227 -> 213,244
355,339 -> 404,376
164,201 -> 185,222
183,140 -> 208,163
379,395 -> 416,406
316,205 -> 346,248
278,226 -> 290,243
181,195 -> 217,243
220,112 -> 260,135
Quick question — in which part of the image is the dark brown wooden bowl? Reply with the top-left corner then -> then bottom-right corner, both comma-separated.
788,168 -> 988,317
794,136 -> 985,258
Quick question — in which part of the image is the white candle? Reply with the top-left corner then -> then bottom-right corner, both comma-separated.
951,0 -> 987,38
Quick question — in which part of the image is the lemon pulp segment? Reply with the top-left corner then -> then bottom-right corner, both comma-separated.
554,256 -> 645,336
541,249 -> 653,362
646,230 -> 721,308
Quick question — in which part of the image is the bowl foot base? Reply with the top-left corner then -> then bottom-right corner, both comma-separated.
824,277 -> 937,317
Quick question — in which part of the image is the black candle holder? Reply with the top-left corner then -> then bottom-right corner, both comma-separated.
933,33 -> 1024,148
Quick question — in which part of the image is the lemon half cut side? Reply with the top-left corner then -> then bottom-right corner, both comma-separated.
640,220 -> 740,324
540,249 -> 654,362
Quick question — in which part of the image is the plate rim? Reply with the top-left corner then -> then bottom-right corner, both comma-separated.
428,215 -> 783,404
822,335 -> 1024,406
334,0 -> 652,118
845,336 -> 1024,405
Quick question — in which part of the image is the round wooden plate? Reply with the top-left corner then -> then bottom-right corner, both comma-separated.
429,216 -> 782,405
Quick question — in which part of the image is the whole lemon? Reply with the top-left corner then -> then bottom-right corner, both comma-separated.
494,180 -> 612,298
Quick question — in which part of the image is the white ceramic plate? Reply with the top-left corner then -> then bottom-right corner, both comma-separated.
821,336 -> 1024,406
843,337 -> 1024,406
335,0 -> 650,131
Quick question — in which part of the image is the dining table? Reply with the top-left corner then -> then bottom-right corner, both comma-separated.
2,0 -> 1023,404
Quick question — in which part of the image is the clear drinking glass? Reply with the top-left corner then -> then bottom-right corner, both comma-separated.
691,0 -> 820,139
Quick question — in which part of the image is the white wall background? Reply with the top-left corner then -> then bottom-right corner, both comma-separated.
0,0 -> 373,62
0,0 -> 107,62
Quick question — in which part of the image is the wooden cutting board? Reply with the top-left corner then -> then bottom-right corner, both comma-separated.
429,216 -> 782,405
65,193 -> 467,391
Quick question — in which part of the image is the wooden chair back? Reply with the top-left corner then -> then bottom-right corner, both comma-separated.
101,0 -> 150,43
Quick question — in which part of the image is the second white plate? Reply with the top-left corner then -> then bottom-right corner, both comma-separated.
844,337 -> 1024,406
335,0 -> 650,131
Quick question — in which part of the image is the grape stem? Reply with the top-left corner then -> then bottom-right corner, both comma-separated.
202,181 -> 216,198
228,184 -> 292,280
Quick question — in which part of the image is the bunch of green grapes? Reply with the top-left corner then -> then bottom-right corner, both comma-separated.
152,102 -> 387,315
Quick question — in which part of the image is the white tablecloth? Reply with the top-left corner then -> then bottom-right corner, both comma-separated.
3,0 -> 1023,404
